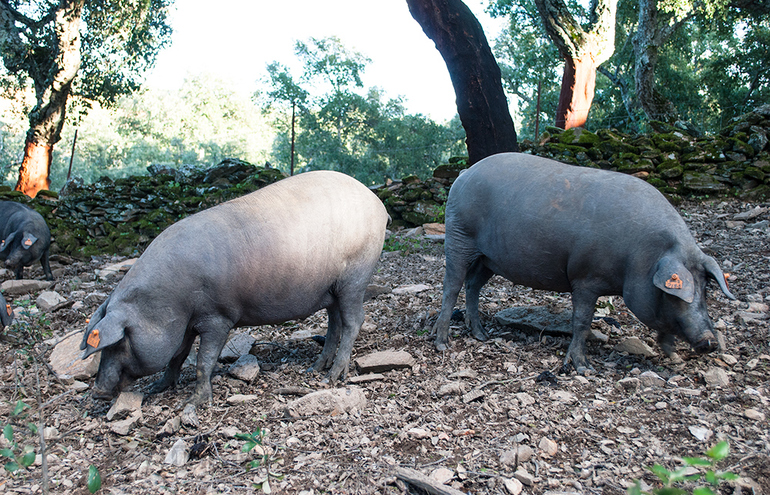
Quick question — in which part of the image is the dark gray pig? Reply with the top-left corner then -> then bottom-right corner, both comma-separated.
80,171 -> 389,405
434,153 -> 735,372
0,292 -> 13,330
0,201 -> 53,280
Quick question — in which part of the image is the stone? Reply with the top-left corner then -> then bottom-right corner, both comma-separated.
1,280 -> 52,296
683,171 -> 729,192
392,284 -> 431,294
36,291 -> 66,311
430,467 -> 454,485
226,394 -> 260,404
49,333 -> 100,381
515,392 -> 536,407
514,468 -> 535,486
355,350 -> 415,373
539,437 -> 558,456
228,354 -> 260,382
282,386 -> 367,417
702,367 -> 730,388
495,306 -> 572,334
219,332 -> 256,362
744,409 -> 765,421
422,223 -> 445,236
95,258 -> 137,279
615,337 -> 657,357
500,445 -> 534,466
688,426 -> 713,442
348,373 -> 385,384
638,371 -> 665,388
438,382 -> 466,397
617,377 -> 640,392
504,477 -> 524,495
733,206 -> 768,221
110,411 -> 141,436
164,438 -> 189,466
106,391 -> 143,421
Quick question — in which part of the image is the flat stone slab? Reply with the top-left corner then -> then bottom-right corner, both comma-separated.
495,306 -> 572,334
282,386 -> 367,417
355,350 -> 415,374
95,258 -> 137,279
614,337 -> 657,357
219,332 -> 256,362
49,332 -> 100,381
1,280 -> 52,296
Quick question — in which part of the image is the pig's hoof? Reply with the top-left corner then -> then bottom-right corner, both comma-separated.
471,327 -> 489,342
181,404 -> 200,427
147,378 -> 174,395
435,340 -> 449,352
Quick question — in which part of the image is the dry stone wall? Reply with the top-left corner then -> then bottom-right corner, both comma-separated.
2,106 -> 768,258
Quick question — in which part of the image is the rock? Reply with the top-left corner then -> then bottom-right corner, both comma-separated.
504,477 -> 524,495
228,354 -> 260,382
219,332 -> 256,362
110,411 -> 141,436
549,390 -> 575,403
408,427 -> 431,439
702,367 -> 730,388
683,171 -> 729,192
688,426 -> 713,442
430,467 -> 454,484
1,280 -> 52,295
614,337 -> 657,357
638,371 -> 665,388
422,223 -> 445,236
539,437 -> 558,456
515,392 -> 536,406
355,350 -> 415,373
106,391 -> 143,421
226,394 -> 260,404
733,206 -> 767,221
514,468 -> 535,486
49,333 -> 100,381
36,291 -> 66,311
364,284 -> 391,300
164,438 -> 189,466
617,377 -> 640,392
348,373 -> 385,384
501,445 -> 535,466
95,258 -> 137,279
495,306 -> 572,334
743,409 -> 765,421
438,382 -> 466,396
282,386 -> 367,417
392,284 -> 431,294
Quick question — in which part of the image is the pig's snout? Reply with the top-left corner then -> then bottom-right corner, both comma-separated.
692,334 -> 718,354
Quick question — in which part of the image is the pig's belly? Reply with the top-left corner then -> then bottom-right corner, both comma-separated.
234,290 -> 336,327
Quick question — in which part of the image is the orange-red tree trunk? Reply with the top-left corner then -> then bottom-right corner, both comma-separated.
555,56 -> 598,129
535,0 -> 617,130
15,141 -> 53,196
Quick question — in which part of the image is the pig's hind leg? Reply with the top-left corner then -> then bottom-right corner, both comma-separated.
324,297 -> 365,383
434,250 -> 477,351
147,328 -> 197,395
309,304 -> 343,374
464,260 -> 494,342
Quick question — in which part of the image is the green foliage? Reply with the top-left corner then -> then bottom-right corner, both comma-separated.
0,401 -> 36,475
628,441 -> 739,495
259,37 -> 466,185
87,464 -> 102,493
235,429 -> 268,470
383,236 -> 426,254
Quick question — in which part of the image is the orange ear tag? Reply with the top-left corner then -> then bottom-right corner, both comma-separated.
724,273 -> 730,289
665,273 -> 683,289
87,329 -> 100,348
5,304 -> 10,316
23,238 -> 32,246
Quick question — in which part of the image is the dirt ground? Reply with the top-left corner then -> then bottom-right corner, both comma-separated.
0,197 -> 768,494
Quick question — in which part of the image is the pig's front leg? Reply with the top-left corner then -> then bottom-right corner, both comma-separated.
188,316 -> 232,406
41,251 -> 53,281
563,289 -> 599,374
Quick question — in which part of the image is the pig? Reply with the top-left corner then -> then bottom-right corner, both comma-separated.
0,292 -> 13,330
0,201 -> 53,280
433,153 -> 735,373
80,170 -> 389,405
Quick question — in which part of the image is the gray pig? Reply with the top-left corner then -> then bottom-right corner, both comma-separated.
0,201 -> 53,280
80,171 -> 388,405
434,153 -> 735,372
0,292 -> 13,330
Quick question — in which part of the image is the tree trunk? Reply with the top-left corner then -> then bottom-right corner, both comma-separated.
632,0 -> 681,123
13,0 -> 84,198
406,0 -> 518,164
535,0 -> 617,129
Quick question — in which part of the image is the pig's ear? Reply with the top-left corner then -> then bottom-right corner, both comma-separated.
0,232 -> 15,252
80,313 -> 125,359
21,233 -> 38,250
702,255 -> 736,300
653,256 -> 695,303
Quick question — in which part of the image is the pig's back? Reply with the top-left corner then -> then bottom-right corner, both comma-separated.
447,153 -> 689,290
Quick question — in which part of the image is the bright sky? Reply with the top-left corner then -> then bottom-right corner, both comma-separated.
145,0 -> 507,123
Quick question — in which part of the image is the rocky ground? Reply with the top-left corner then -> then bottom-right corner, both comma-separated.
0,197 -> 768,495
